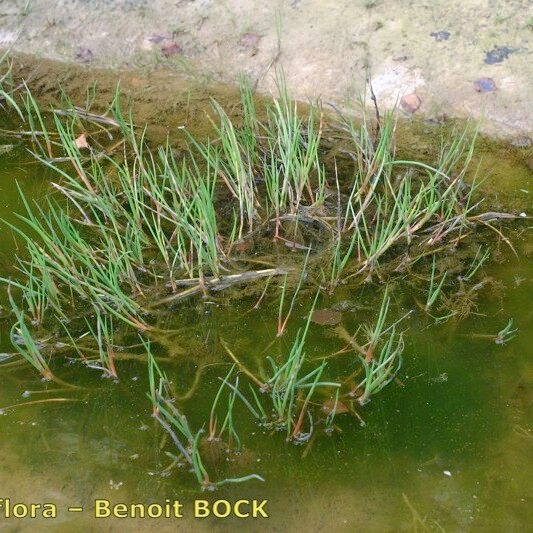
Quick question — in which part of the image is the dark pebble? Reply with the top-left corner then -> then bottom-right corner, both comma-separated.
430,31 -> 450,41
74,47 -> 93,62
484,46 -> 513,64
149,34 -> 169,44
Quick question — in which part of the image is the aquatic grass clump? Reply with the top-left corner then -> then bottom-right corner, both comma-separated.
219,291 -> 404,436
263,78 -> 325,229
268,295 -> 337,437
355,327 -> 404,405
0,65 -> 520,384
221,295 -> 340,441
207,364 -> 246,449
276,249 -> 310,336
425,256 -> 448,311
147,343 -> 264,489
495,319 -> 517,345
7,289 -> 53,381
189,99 -> 256,240
335,290 -> 407,403
466,318 -> 518,345
84,309 -> 118,378
2,188 -> 146,330
317,111 -> 488,289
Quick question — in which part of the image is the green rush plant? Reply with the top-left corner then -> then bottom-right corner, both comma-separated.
7,288 -> 53,380
0,66 -> 513,393
268,293 -> 340,437
277,248 -> 310,336
146,343 -> 264,488
84,308 -> 118,378
461,246 -> 490,281
355,325 -> 404,405
426,255 -> 448,311
495,319 -> 517,345
207,364 -> 245,450
339,289 -> 407,403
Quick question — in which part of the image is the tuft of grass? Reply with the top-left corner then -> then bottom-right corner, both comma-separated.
277,249 -> 310,336
425,256 -> 448,311
461,246 -> 490,281
84,308 -> 118,378
7,288 -> 53,380
0,61 -> 515,390
495,319 -> 517,345
220,294 -> 340,441
355,326 -> 403,405
337,290 -> 407,404
267,293 -> 340,438
208,364 -> 246,449
146,342 -> 264,489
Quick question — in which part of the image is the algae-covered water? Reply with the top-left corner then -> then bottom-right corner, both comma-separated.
0,130 -> 531,533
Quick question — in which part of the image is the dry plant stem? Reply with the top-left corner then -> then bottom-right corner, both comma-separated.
220,339 -> 267,390
152,268 -> 286,307
0,398 -> 85,411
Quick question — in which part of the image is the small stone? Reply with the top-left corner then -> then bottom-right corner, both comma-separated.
484,46 -> 513,64
161,42 -> 182,57
74,133 -> 89,149
519,212 -> 527,217
239,32 -> 260,48
443,470 -> 452,477
430,31 -> 450,41
148,34 -> 171,44
74,47 -> 93,63
400,93 -> 422,113
473,77 -> 496,93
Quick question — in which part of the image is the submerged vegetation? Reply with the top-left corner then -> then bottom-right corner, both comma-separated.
147,345 -> 264,489
0,56 -> 523,488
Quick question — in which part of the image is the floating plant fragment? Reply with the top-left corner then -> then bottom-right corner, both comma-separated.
495,319 -> 517,345
311,308 -> 342,326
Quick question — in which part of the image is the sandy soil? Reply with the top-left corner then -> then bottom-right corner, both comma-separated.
0,0 -> 531,141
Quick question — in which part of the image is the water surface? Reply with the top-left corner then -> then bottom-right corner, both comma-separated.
0,132 -> 531,532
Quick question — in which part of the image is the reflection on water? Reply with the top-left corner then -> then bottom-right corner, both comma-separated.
0,134 -> 531,532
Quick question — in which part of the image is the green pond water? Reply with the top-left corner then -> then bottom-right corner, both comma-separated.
0,133 -> 531,532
